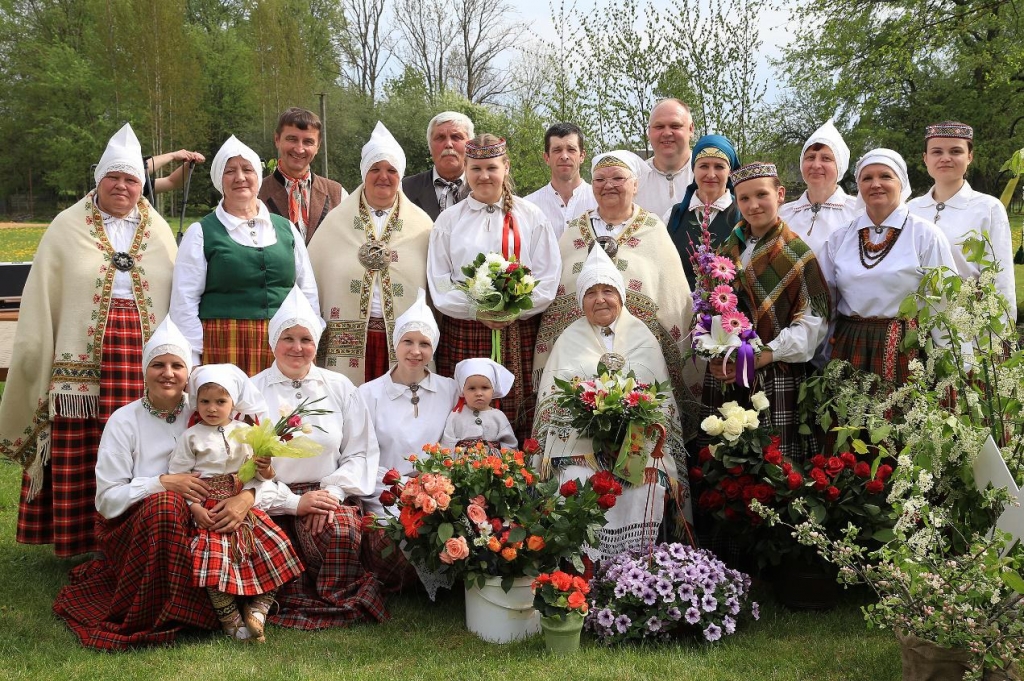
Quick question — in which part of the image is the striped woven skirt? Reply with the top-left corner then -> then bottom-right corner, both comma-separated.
269,481 -> 390,629
435,314 -> 541,444
200,318 -> 274,376
831,314 -> 918,385
53,491 -> 219,650
189,474 -> 304,595
18,299 -> 144,557
364,317 -> 390,384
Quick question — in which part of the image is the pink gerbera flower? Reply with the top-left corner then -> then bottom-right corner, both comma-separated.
709,256 -> 736,282
711,285 -> 738,314
721,311 -> 751,333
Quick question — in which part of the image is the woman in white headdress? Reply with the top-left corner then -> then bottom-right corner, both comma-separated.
0,123 -> 177,558
310,121 -> 434,386
170,135 -> 322,376
778,119 -> 860,255
817,149 -> 957,384
54,318 -> 225,649
251,287 -> 389,629
533,246 -> 692,560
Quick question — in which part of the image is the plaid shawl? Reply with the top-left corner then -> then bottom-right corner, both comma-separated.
723,219 -> 831,344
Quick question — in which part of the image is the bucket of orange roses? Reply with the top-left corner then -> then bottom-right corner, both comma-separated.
379,439 -> 622,643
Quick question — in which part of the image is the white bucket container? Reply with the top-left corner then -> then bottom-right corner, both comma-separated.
464,576 -> 540,643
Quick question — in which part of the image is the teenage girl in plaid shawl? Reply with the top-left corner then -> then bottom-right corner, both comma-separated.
700,163 -> 831,461
170,364 -> 303,642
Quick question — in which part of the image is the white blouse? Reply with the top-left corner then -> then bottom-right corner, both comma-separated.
169,420 -> 254,477
908,181 -> 1016,324
427,195 -> 561,320
367,200 -> 396,319
636,156 -> 694,219
252,363 -> 380,514
524,181 -> 598,240
97,205 -> 141,300
819,205 -> 957,321
169,200 -> 323,364
778,187 -> 860,256
357,370 -> 459,477
94,400 -> 190,520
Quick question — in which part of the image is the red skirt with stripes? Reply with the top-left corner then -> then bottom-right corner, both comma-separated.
435,314 -> 540,444
269,482 -> 390,629
363,318 -> 390,384
52,492 -> 219,650
200,318 -> 274,377
18,300 -> 144,557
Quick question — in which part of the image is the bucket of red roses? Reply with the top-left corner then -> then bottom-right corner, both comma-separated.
379,440 -> 622,643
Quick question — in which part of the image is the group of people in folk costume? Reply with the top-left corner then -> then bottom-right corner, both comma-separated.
0,98 -> 1013,647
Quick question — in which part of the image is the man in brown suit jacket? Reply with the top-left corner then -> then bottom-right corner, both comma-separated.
401,111 -> 474,221
259,107 -> 347,244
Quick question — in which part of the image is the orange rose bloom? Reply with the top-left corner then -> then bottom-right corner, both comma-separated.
501,546 -> 518,561
522,471 -> 535,485
443,458 -> 454,467
504,477 -> 514,488
526,535 -> 546,551
487,536 -> 502,552
513,451 -> 525,466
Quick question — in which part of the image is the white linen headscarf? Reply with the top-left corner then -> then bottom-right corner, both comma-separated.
143,316 -> 193,376
575,242 -> 626,309
590,150 -> 644,180
392,288 -> 439,350
268,286 -> 324,350
360,121 -> 407,181
454,358 -> 515,399
211,135 -> 263,195
189,364 -> 269,419
855,148 -> 912,203
95,123 -> 145,185
802,119 -> 851,180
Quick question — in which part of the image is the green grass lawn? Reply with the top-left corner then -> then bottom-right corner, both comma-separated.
0,460 -> 902,680
0,226 -> 46,263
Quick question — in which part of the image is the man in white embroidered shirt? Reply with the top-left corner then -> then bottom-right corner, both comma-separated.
635,98 -> 696,219
524,122 -> 597,240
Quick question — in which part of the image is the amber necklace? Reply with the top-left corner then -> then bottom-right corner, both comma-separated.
857,214 -> 907,269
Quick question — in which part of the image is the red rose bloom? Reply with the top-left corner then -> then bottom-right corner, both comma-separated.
781,462 -> 792,475
876,464 -> 893,480
698,447 -> 713,463
787,471 -> 804,490
724,507 -> 739,521
698,490 -> 725,510
522,438 -> 540,454
726,465 -> 744,475
689,466 -> 704,482
591,470 -> 617,495
597,493 -> 617,509
770,435 -> 781,447
824,486 -> 841,502
810,454 -> 827,468
379,490 -> 397,506
749,483 -> 775,504
287,414 -> 302,428
491,517 -> 504,533
382,468 -> 401,485
853,461 -> 871,478
840,452 -> 857,468
506,263 -> 520,272
810,467 -> 828,491
764,447 -> 783,465
721,478 -> 742,500
825,457 -> 845,477
559,480 -> 579,497
866,479 -> 885,494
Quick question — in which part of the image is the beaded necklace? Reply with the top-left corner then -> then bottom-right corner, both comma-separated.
857,214 -> 908,269
142,393 -> 186,423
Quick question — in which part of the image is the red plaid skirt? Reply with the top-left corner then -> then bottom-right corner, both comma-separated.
361,526 -> 418,594
53,492 -> 219,650
18,300 -> 144,557
190,475 -> 304,595
364,318 -> 390,384
831,314 -> 918,384
269,482 -> 389,629
435,314 -> 540,444
200,318 -> 274,376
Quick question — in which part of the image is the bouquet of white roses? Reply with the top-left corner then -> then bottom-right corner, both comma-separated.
457,251 -> 537,362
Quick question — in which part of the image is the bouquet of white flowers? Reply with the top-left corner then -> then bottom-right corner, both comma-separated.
457,251 -> 537,362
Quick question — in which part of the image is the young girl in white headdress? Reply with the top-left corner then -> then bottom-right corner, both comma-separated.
441,358 -> 518,450
169,363 -> 303,643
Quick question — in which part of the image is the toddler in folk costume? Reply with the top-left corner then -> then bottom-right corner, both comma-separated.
440,358 -> 518,450
169,364 -> 303,643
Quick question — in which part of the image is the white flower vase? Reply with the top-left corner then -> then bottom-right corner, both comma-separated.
464,576 -> 540,643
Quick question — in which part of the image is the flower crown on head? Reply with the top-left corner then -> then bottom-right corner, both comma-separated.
731,161 -> 778,186
924,121 -> 973,141
466,138 -> 507,159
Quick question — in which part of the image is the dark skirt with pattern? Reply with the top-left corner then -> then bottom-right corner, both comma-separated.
200,318 -> 274,377
190,475 -> 304,595
364,319 -> 390,385
435,314 -> 540,444
269,481 -> 390,630
53,492 -> 219,650
830,314 -> 918,385
18,300 -> 144,557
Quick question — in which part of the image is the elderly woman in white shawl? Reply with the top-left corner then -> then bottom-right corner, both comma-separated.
170,135 -> 322,375
309,121 -> 434,386
251,287 -> 389,629
533,246 -> 692,560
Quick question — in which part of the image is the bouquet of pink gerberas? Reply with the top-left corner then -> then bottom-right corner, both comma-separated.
688,227 -> 762,388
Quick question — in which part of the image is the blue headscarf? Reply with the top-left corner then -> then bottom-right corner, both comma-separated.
665,134 -> 740,233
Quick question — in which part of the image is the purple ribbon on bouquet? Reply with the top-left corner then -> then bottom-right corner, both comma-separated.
735,329 -> 758,388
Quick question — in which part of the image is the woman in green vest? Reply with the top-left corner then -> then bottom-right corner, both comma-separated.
170,136 -> 323,376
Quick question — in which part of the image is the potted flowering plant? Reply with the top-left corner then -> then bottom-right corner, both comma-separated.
586,543 -> 759,644
687,224 -> 762,387
457,251 -> 537,362
552,362 -> 670,485
379,440 -> 621,643
532,570 -> 590,654
232,396 -> 331,482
